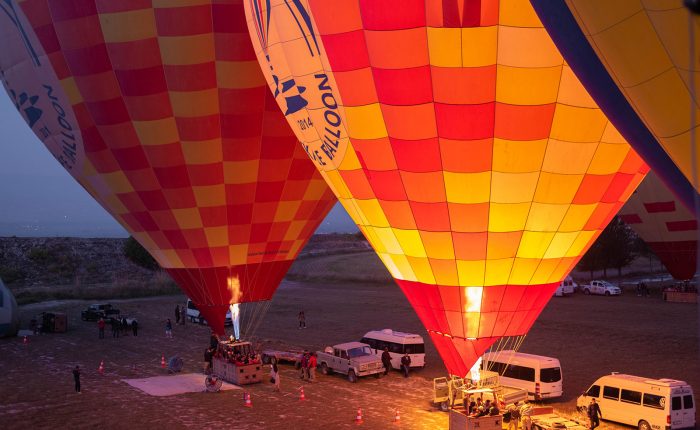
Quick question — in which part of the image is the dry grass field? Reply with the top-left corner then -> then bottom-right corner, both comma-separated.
0,251 -> 697,429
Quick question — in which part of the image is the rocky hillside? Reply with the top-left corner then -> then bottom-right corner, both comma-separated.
0,237 -> 157,288
0,233 -> 369,290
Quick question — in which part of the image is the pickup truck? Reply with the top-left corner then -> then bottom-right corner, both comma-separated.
581,280 -> 621,296
316,342 -> 385,382
80,303 -> 120,321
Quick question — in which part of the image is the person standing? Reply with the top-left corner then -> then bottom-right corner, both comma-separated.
298,310 -> 306,329
97,318 -> 105,339
165,318 -> 173,338
381,347 -> 392,375
72,365 -> 81,393
271,363 -> 281,392
180,306 -> 186,325
521,400 -> 533,430
300,351 -> 309,380
508,401 -> 521,430
400,352 -> 411,377
121,316 -> 128,336
131,320 -> 138,336
175,304 -> 181,324
588,398 -> 602,430
308,352 -> 317,382
111,318 -> 119,338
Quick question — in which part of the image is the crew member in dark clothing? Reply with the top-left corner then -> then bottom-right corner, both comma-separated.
204,348 -> 213,373
210,333 -> 219,350
131,320 -> 138,336
381,347 -> 392,375
175,304 -> 181,324
400,352 -> 411,378
121,317 -> 128,336
111,318 -> 120,338
72,366 -> 81,393
588,398 -> 602,430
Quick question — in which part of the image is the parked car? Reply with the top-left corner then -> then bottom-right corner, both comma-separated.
185,299 -> 232,326
80,303 -> 120,321
555,276 -> 577,297
581,280 -> 621,296
316,342 -> 385,382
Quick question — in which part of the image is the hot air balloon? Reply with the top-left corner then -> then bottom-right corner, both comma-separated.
0,0 -> 335,335
245,0 -> 648,376
530,1 -> 700,216
619,171 -> 697,281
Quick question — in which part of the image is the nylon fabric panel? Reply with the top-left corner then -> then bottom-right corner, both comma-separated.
531,0 -> 700,213
245,0 -> 648,375
619,171 -> 697,281
0,0 -> 336,335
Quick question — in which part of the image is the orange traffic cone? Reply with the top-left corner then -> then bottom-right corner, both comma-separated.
244,392 -> 252,407
23,335 -> 28,345
355,407 -> 363,424
161,354 -> 166,369
393,409 -> 400,424
299,386 -> 306,401
98,360 -> 105,375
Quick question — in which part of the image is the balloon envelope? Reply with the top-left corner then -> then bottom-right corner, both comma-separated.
619,171 -> 697,281
0,0 -> 336,333
246,0 -> 648,375
531,0 -> 700,217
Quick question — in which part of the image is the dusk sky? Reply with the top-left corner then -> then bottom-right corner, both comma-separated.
0,93 -> 356,238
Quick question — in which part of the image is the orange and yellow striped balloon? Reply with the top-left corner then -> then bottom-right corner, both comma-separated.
531,0 -> 700,217
0,0 -> 336,333
246,0 -> 647,375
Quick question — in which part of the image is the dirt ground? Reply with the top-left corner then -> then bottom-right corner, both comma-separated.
0,255 -> 698,429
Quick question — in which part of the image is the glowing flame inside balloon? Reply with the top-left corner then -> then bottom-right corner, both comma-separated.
230,303 -> 240,340
227,276 -> 242,339
470,357 -> 483,385
465,287 -> 483,339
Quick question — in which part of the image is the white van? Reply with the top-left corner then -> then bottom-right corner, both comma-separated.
360,329 -> 425,369
482,350 -> 563,400
555,276 -> 577,296
185,299 -> 232,326
577,373 -> 695,430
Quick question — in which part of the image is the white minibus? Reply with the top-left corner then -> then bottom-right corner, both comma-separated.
483,350 -> 563,400
360,329 -> 425,369
577,373 -> 695,430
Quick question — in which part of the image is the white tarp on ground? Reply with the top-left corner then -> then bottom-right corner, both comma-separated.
0,278 -> 19,338
122,373 -> 240,397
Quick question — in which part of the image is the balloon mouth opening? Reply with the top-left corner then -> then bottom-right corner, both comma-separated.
427,330 -> 479,341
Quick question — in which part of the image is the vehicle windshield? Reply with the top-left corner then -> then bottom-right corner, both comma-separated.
540,367 -> 561,383
601,282 -> 616,288
347,346 -> 371,358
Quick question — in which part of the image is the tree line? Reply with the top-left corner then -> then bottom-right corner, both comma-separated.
576,216 -> 651,279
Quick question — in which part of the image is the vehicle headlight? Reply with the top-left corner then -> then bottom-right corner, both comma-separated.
360,364 -> 368,371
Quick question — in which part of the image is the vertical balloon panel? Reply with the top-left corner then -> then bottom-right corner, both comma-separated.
0,0 -> 336,334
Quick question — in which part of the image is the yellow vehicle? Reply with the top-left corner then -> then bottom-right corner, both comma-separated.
434,376 -> 469,411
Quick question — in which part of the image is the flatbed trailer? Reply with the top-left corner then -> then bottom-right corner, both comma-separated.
530,407 -> 588,430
